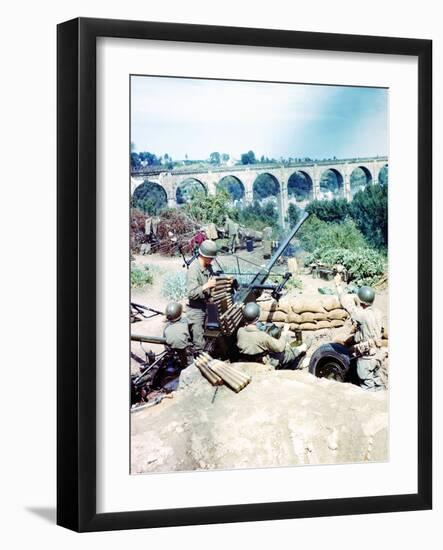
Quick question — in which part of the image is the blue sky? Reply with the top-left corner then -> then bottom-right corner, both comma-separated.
131,76 -> 388,160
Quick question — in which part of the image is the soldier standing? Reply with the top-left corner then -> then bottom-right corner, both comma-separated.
335,279 -> 387,391
185,240 -> 218,350
237,302 -> 307,369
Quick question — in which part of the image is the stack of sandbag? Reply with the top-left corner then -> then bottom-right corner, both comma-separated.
259,294 -> 349,331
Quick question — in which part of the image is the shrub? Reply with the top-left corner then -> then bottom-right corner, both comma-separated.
184,188 -> 230,225
161,272 -> 187,301
299,216 -> 367,254
131,264 -> 153,287
305,247 -> 387,287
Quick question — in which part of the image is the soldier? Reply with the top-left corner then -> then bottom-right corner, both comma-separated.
237,302 -> 307,369
335,279 -> 386,391
224,215 -> 239,253
185,240 -> 218,350
163,302 -> 192,369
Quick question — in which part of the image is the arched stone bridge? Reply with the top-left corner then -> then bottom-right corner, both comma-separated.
131,156 -> 388,227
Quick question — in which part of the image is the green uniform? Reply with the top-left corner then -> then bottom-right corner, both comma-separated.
185,260 -> 213,350
340,292 -> 386,391
163,318 -> 191,350
224,217 -> 239,252
237,325 -> 303,369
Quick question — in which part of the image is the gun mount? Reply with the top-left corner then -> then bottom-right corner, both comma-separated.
204,212 -> 309,358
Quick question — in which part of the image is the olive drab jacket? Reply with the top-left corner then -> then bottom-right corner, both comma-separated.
163,318 -> 191,350
186,259 -> 213,309
236,325 -> 286,355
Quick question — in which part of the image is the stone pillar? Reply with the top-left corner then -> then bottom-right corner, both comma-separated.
343,163 -> 351,201
280,180 -> 288,229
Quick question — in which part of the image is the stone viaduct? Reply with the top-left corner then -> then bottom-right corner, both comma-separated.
131,156 -> 388,228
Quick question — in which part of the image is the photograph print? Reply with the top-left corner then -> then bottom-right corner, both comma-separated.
129,75 -> 389,475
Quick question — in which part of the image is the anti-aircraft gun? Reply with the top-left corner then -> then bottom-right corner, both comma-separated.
204,212 -> 309,359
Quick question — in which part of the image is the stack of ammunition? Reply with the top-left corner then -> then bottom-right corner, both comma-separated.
210,276 -> 234,315
193,352 -> 251,393
219,304 -> 244,335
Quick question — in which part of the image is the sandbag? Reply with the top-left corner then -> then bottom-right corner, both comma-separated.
300,312 -> 317,323
289,323 -> 300,331
330,319 -> 345,328
259,311 -> 274,322
313,312 -> 328,321
328,308 -> 348,321
287,312 -> 302,324
321,295 -> 341,311
276,301 -> 292,314
269,311 -> 288,322
291,296 -> 326,314
316,320 -> 333,329
260,300 -> 289,313
299,322 -> 318,330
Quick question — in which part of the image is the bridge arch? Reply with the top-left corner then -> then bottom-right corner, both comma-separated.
319,168 -> 344,199
378,164 -> 389,185
216,175 -> 245,202
176,177 -> 207,205
132,180 -> 168,214
252,172 -> 280,202
287,170 -> 313,202
350,165 -> 373,196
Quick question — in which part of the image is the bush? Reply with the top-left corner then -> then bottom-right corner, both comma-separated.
161,272 -> 187,301
184,188 -> 230,225
286,203 -> 302,228
131,264 -> 153,287
229,200 -> 280,232
299,216 -> 367,254
305,247 -> 387,287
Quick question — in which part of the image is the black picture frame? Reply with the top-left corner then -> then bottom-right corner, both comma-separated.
57,17 -> 432,532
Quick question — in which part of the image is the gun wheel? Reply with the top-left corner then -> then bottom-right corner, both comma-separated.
309,343 -> 351,383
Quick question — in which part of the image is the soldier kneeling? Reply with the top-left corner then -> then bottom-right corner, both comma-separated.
237,302 -> 307,370
164,302 -> 193,369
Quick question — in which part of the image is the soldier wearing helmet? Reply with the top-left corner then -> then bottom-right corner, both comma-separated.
163,302 -> 191,368
236,302 -> 308,369
185,239 -> 218,350
335,277 -> 386,391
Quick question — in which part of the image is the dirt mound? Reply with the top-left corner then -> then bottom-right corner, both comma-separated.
131,363 -> 388,474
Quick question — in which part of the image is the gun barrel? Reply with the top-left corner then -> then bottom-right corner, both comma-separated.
131,334 -> 167,345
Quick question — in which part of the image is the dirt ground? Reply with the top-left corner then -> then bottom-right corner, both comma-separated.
130,245 -> 389,474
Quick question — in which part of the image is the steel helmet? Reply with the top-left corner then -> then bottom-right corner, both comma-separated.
165,302 -> 183,321
357,286 -> 375,305
199,239 -> 218,258
243,302 -> 261,323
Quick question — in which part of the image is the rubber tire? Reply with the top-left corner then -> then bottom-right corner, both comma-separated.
309,342 -> 351,382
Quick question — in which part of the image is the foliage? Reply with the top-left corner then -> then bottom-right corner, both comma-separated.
229,200 -> 279,232
305,198 -> 350,223
286,203 -> 302,228
350,183 -> 388,250
131,151 -> 162,169
130,208 -> 149,251
304,247 -> 387,287
217,176 -> 244,201
209,151 -> 221,165
299,216 -> 367,254
132,181 -> 167,215
183,188 -> 230,225
287,172 -> 312,201
241,150 -> 256,165
161,272 -> 187,301
131,264 -> 153,287
253,173 -> 279,200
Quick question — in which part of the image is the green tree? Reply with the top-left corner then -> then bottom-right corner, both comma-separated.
209,152 -> 221,165
286,203 -> 302,227
305,198 -> 350,223
184,188 -> 230,225
349,184 -> 388,250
